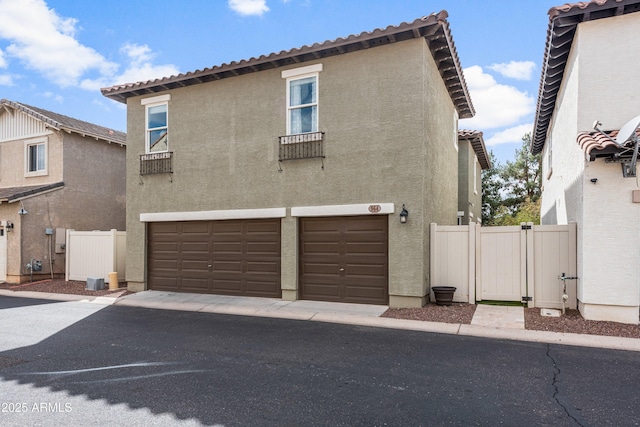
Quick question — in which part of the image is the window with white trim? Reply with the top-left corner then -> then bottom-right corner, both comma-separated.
25,138 -> 47,176
142,95 -> 170,153
282,64 -> 322,135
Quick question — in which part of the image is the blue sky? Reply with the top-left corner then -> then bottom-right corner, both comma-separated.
0,0 -> 562,164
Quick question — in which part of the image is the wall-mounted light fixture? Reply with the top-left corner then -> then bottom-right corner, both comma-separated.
399,204 -> 408,224
6,221 -> 13,230
18,201 -> 27,215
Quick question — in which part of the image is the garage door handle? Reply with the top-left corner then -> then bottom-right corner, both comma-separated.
208,265 -> 212,268
339,268 -> 345,272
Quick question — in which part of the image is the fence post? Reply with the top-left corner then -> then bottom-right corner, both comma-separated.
475,222 -> 482,302
429,222 -> 437,303
468,222 -> 476,304
526,222 -> 535,308
65,229 -> 71,281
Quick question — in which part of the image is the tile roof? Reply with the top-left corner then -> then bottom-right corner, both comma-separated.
101,11 -> 474,119
577,128 -> 640,159
0,182 -> 64,203
458,129 -> 491,169
0,99 -> 126,145
531,0 -> 640,154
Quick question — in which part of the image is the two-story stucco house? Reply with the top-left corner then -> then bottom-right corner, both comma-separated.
457,130 -> 490,225
0,99 -> 126,283
101,11 -> 475,308
532,0 -> 640,323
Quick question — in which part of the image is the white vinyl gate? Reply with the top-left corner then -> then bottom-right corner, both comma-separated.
430,222 -> 577,309
0,223 -> 6,282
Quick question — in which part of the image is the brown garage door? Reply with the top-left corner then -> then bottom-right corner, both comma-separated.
299,215 -> 388,305
148,219 -> 281,297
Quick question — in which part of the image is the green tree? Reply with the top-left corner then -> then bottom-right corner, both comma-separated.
500,133 -> 542,218
481,151 -> 503,225
481,133 -> 542,226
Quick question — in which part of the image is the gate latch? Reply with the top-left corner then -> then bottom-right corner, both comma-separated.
521,296 -> 532,302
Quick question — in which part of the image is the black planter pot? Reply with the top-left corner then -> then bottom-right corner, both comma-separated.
432,286 -> 456,306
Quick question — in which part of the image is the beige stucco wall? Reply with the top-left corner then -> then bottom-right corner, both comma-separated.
457,141 -> 482,224
0,132 -> 126,282
126,38 -> 459,306
0,131 -> 64,186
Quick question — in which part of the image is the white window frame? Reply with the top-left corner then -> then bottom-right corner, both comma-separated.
282,64 -> 322,136
142,94 -> 170,154
24,137 -> 48,177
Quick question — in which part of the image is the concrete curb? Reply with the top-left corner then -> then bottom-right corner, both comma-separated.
2,289 -> 640,352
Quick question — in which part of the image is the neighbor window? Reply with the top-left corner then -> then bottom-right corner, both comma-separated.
142,94 -> 170,153
25,138 -> 47,176
282,64 -> 322,135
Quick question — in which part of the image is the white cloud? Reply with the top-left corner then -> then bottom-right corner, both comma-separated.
460,65 -> 534,130
0,48 -> 6,68
80,43 -> 180,90
229,0 -> 269,16
485,123 -> 533,146
0,74 -> 12,85
42,91 -> 64,103
487,60 -> 536,81
0,0 -> 117,87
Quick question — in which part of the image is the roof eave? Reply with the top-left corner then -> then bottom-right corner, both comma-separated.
101,11 -> 474,119
531,0 -> 640,154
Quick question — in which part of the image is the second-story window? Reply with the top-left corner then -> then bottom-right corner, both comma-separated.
142,94 -> 171,153
24,138 -> 47,177
283,64 -> 322,135
147,104 -> 168,153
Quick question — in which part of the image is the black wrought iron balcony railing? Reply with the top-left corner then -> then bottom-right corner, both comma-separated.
278,132 -> 324,161
140,151 -> 173,175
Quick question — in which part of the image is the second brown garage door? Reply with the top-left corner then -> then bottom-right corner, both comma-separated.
299,215 -> 388,305
147,219 -> 281,297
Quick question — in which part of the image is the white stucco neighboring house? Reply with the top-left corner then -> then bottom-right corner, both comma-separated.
532,0 -> 640,324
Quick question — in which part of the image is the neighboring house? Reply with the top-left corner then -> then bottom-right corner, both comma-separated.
0,99 -> 126,283
101,11 -> 475,308
457,130 -> 491,225
532,0 -> 640,323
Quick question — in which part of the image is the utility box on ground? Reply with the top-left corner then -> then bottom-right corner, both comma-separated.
86,277 -> 105,291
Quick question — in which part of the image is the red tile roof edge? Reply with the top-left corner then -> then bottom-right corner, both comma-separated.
531,0 -> 640,155
100,11 -> 474,119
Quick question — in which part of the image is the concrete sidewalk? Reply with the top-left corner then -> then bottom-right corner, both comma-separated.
2,288 -> 640,352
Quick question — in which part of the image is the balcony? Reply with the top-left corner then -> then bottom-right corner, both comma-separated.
140,152 -> 173,175
278,132 -> 324,161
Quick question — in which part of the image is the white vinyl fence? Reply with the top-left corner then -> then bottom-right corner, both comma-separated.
65,229 -> 126,283
430,222 -> 577,309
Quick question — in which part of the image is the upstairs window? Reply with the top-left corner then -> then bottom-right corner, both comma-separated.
283,64 -> 322,135
142,94 -> 170,153
25,138 -> 47,176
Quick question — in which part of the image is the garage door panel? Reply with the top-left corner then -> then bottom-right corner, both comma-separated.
345,242 -> 386,255
213,260 -> 242,272
212,278 -> 243,293
181,260 -> 209,272
148,219 -> 281,297
344,264 -> 386,277
212,242 -> 243,254
246,241 -> 279,255
246,261 -> 279,274
301,262 -> 340,276
302,282 -> 341,299
302,241 -> 340,254
245,281 -> 280,297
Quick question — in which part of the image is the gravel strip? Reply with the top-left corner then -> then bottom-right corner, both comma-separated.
382,303 -> 476,324
0,279 -> 131,297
